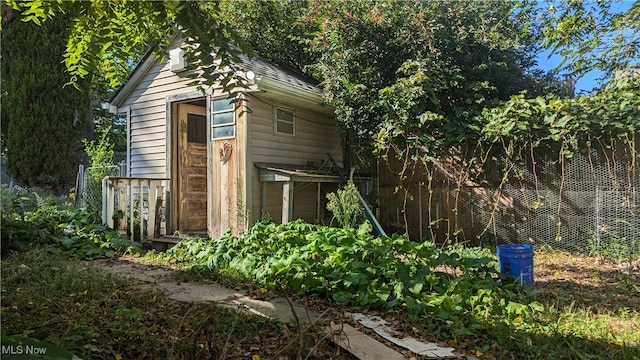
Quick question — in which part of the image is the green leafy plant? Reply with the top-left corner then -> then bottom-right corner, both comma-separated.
589,230 -> 638,261
1,186 -> 141,259
326,182 -> 364,229
83,124 -> 118,218
154,219 -> 525,324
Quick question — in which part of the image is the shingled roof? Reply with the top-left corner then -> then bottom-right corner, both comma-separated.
110,36 -> 323,107
237,54 -> 323,96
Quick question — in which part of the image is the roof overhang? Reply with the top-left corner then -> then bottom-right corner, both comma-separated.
109,52 -> 157,112
106,33 -> 332,115
254,77 -> 331,114
259,167 -> 343,183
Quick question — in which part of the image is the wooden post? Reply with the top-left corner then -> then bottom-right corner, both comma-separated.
316,182 -> 321,223
262,182 -> 267,217
129,179 -> 137,242
221,162 -> 229,230
102,177 -> 112,227
282,181 -> 293,223
139,180 -> 146,241
147,180 -> 156,239
150,182 -> 156,238
117,180 -> 128,234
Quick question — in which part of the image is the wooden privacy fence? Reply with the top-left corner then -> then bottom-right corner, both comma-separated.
102,177 -> 169,241
378,139 -> 639,253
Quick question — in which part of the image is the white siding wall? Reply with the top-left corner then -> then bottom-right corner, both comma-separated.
116,47 -> 343,228
119,59 -> 202,178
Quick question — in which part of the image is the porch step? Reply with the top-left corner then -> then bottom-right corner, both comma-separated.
150,233 -> 209,251
150,236 -> 181,252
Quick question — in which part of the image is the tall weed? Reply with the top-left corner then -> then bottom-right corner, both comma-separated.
1,185 -> 141,258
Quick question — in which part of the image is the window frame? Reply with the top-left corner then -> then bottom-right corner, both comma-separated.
211,97 -> 236,140
273,105 -> 296,136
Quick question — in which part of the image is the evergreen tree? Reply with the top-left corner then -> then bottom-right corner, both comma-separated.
1,11 -> 90,194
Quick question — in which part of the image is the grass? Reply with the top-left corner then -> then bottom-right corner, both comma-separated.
2,241 -> 638,359
147,243 -> 640,359
526,248 -> 640,357
1,248 -> 352,359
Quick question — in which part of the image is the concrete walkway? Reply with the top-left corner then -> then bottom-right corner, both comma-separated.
94,258 -> 465,360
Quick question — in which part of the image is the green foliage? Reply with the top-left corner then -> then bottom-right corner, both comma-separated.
220,0 -> 311,73
93,113 -> 127,154
1,249 -> 341,359
538,0 -> 640,82
1,331 -> 81,360
374,49 -> 639,166
588,227 -> 640,262
1,185 -> 141,258
1,9 -> 89,194
326,182 -> 364,229
157,219 -> 530,326
4,1 -> 252,92
298,0 -> 544,140
83,123 -> 118,217
480,76 -> 640,154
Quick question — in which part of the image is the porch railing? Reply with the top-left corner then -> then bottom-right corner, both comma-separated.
102,177 -> 169,241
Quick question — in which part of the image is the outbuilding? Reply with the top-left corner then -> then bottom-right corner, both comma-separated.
103,35 -> 344,242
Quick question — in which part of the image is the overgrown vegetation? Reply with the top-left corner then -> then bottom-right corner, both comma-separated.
1,186 -> 638,359
379,75 -> 639,247
326,182 -> 364,229
1,249 -> 347,360
153,219 -> 517,319
1,9 -> 89,194
148,218 -> 640,359
82,122 -> 119,218
0,185 -> 141,258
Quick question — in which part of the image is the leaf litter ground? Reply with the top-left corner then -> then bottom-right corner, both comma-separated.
3,249 -> 638,359
1,250 -> 354,360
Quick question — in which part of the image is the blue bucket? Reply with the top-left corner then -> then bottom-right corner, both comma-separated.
497,244 -> 534,286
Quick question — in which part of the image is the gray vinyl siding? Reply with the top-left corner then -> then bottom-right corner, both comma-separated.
118,59 -> 201,178
250,101 -> 342,164
249,99 -> 343,223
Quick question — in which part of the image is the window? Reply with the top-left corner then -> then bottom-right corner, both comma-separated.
274,106 -> 295,136
211,98 -> 235,140
187,113 -> 206,144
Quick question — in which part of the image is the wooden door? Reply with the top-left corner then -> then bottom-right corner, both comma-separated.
177,103 -> 208,232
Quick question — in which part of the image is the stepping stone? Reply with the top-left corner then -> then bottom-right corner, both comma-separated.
327,323 -> 406,360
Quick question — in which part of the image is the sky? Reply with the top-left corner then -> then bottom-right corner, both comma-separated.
534,0 -> 635,95
536,51 -> 604,94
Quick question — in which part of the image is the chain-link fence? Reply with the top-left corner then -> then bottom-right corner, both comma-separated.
76,161 -> 126,209
481,145 -> 639,254
379,140 -> 639,255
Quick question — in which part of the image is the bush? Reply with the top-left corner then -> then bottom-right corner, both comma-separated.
1,185 -> 142,258
83,123 -> 118,218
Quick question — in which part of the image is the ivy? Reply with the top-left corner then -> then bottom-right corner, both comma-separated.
481,77 -> 640,154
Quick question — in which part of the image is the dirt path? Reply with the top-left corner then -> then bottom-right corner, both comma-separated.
91,256 -> 319,323
90,256 -> 465,360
